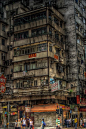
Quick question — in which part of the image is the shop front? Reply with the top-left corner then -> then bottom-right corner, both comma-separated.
31,103 -> 70,127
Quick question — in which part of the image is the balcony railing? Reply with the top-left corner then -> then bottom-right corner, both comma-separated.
14,18 -> 47,32
13,68 -> 48,79
0,45 -> 7,52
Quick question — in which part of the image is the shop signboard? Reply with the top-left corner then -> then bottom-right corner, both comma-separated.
51,81 -> 60,92
11,108 -> 17,112
54,55 -> 59,60
18,106 -> 25,111
25,107 -> 31,112
29,53 -> 36,58
0,74 -> 6,93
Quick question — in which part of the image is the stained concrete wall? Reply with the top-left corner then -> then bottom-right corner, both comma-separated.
34,112 -> 56,127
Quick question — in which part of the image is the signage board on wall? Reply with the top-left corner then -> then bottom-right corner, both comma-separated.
25,107 -> 31,112
0,74 -> 6,93
54,55 -> 59,60
51,81 -> 60,92
28,53 -> 36,58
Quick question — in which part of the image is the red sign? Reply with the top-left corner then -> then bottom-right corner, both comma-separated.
54,55 -> 59,60
0,74 -> 6,93
84,72 -> 86,78
76,95 -> 80,104
29,53 -> 36,58
79,108 -> 86,112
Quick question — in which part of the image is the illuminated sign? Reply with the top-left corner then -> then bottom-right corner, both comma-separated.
0,74 -> 6,93
54,55 -> 59,60
29,53 -> 36,58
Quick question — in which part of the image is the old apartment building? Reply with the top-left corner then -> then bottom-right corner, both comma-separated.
0,0 -> 86,127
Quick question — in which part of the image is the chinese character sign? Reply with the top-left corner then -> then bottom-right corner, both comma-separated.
51,81 -> 60,92
0,74 -> 6,93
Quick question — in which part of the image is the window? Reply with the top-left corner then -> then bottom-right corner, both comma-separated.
49,45 -> 52,52
60,21 -> 63,28
31,27 -> 47,37
30,62 -> 36,69
27,63 -> 30,70
1,53 -> 5,61
16,51 -> 20,56
49,28 -> 52,35
83,18 -> 85,24
1,68 -> 5,73
2,39 -> 5,46
55,48 -> 59,54
19,65 -> 22,72
31,47 -> 35,53
34,80 -> 37,86
37,43 -> 47,52
24,81 -> 27,88
77,39 -> 80,44
21,49 -> 25,55
16,82 -> 20,88
55,32 -> 59,40
61,35 -> 63,42
20,81 -> 23,88
54,17 -> 59,26
14,31 -> 28,41
2,24 -> 5,31
76,23 -> 79,30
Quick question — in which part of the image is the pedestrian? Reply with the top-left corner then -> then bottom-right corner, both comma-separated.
56,116 -> 61,129
20,118 -> 23,129
80,117 -> 83,128
17,119 -> 21,129
30,119 -> 33,129
15,120 -> 18,129
41,118 -> 46,129
22,117 -> 26,129
26,117 -> 30,128
74,117 -> 77,129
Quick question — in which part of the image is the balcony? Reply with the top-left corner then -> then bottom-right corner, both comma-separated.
13,68 -> 48,79
75,3 -> 83,15
13,86 -> 50,95
0,31 -> 7,38
76,30 -> 83,38
0,45 -> 7,52
75,16 -> 83,27
14,35 -> 48,47
0,60 -> 6,66
51,21 -> 65,35
13,52 -> 47,62
77,44 -> 84,54
14,18 -> 47,32
59,57 -> 66,65
83,11 -> 86,18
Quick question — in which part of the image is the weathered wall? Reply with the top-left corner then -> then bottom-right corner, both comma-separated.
34,112 -> 56,127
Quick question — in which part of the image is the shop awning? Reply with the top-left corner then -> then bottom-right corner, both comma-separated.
31,104 -> 57,112
31,104 -> 65,112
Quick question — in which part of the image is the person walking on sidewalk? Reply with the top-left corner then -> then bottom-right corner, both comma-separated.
30,119 -> 33,129
80,117 -> 83,128
22,117 -> 26,129
17,119 -> 21,129
41,118 -> 46,129
15,120 -> 18,129
74,117 -> 77,129
56,116 -> 61,129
